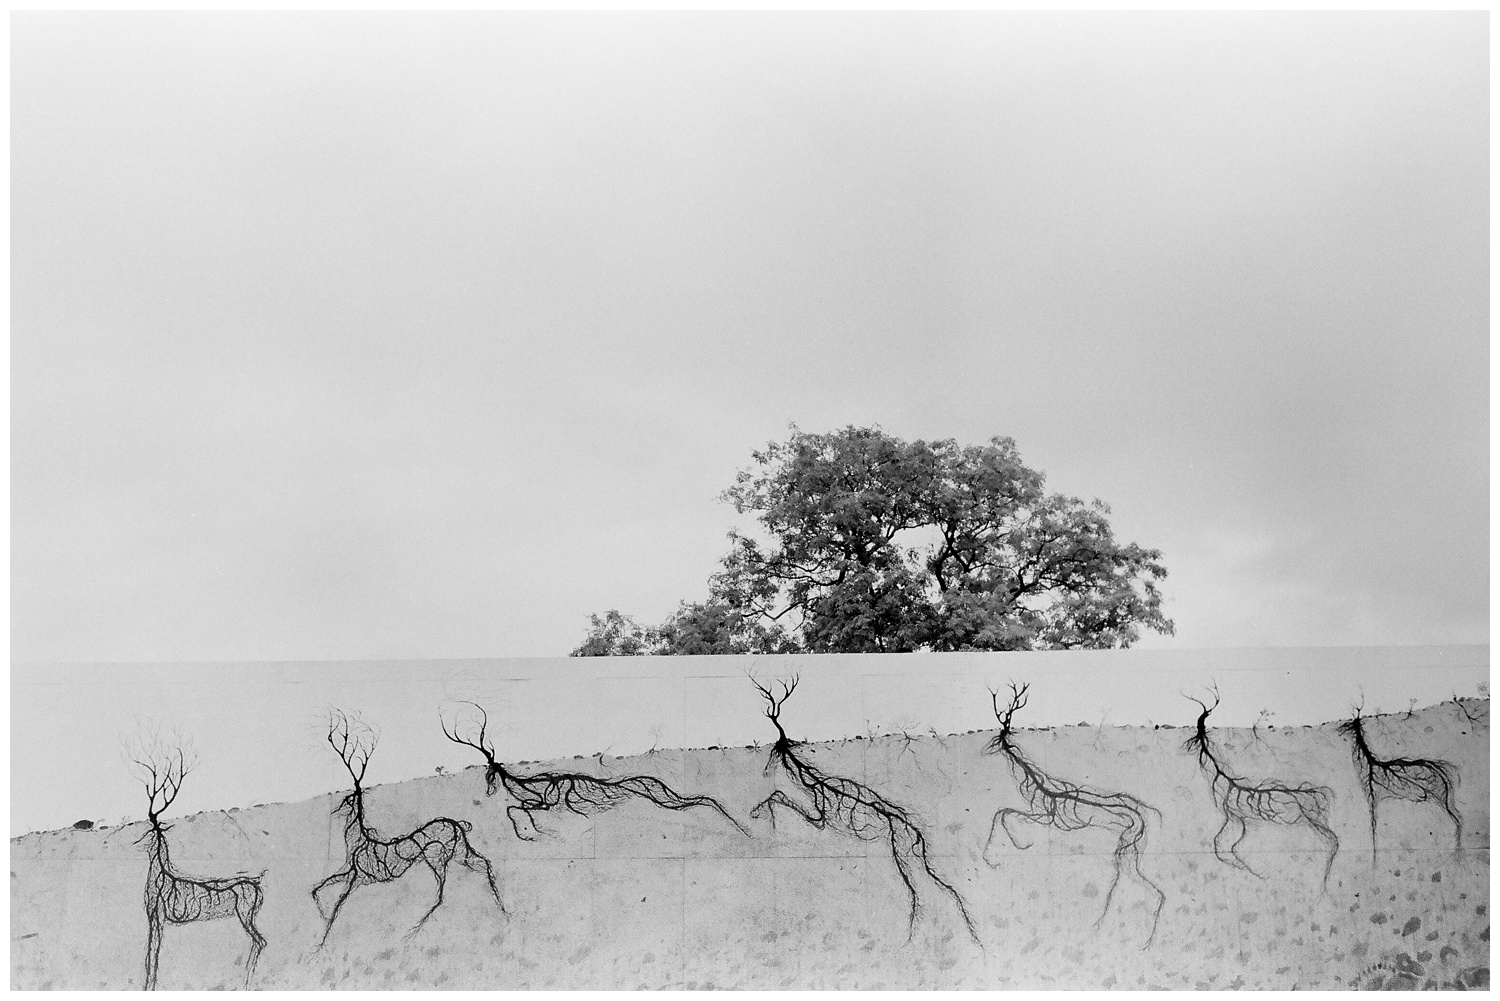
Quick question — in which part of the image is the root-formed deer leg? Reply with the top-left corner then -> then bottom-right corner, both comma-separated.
884,838 -> 925,941
979,811 -> 1005,868
1312,821 -> 1339,890
1130,811 -> 1166,948
659,785 -> 751,835
998,808 -> 1039,851
1211,813 -> 1251,875
911,843 -> 980,945
1093,827 -> 1163,950
143,910 -> 163,990
1129,852 -> 1167,948
408,860 -> 448,938
506,806 -> 541,842
461,844 -> 505,914
311,871 -> 346,923
980,807 -> 1031,866
237,898 -> 266,986
702,800 -> 752,837
1226,816 -> 1261,877
1139,876 -> 1167,948
313,874 -> 357,949
1442,799 -> 1464,854
877,800 -> 980,947
750,789 -> 822,831
1095,855 -> 1125,930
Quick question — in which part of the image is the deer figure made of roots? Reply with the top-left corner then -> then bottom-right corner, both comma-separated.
441,700 -> 748,840
983,683 -> 1166,948
130,738 -> 266,990
311,710 -> 503,947
748,676 -> 980,946
1183,688 -> 1339,886
1338,704 -> 1462,864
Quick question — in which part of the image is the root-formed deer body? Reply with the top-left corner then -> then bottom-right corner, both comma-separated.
441,701 -> 749,841
749,677 -> 979,945
1339,708 -> 1462,863
130,740 -> 266,990
313,711 -> 503,947
1183,690 -> 1339,886
983,683 -> 1165,948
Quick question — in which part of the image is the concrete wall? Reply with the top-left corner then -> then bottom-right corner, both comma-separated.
10,693 -> 1490,989
12,644 -> 1487,836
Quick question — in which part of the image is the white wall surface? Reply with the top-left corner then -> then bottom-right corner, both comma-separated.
11,644 -> 1486,836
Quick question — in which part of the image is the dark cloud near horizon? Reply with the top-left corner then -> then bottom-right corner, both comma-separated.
12,12 -> 1487,661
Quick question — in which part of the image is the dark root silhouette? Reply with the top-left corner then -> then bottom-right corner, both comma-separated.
1182,687 -> 1339,886
127,730 -> 266,990
983,682 -> 1165,948
1451,694 -> 1488,726
441,701 -> 749,840
1338,704 -> 1462,863
312,710 -> 503,947
748,676 -> 980,946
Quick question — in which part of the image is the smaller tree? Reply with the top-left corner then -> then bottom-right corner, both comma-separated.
571,601 -> 795,656
570,610 -> 657,657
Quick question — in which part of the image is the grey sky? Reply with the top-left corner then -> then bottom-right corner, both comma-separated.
12,13 -> 1488,663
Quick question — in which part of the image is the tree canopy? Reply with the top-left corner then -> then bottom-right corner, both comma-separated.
572,426 -> 1172,656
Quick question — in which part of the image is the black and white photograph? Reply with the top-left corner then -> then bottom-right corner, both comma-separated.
10,12 -> 1489,990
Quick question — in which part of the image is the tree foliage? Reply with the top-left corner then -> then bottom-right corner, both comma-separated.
570,610 -> 657,657
570,602 -> 794,656
573,425 -> 1172,655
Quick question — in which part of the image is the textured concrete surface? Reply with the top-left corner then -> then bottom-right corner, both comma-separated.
11,699 -> 1489,989
14,645 -> 1488,838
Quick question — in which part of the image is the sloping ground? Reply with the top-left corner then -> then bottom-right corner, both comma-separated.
11,699 -> 1489,989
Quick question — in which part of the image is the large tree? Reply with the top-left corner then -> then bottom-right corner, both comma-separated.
572,426 -> 1172,655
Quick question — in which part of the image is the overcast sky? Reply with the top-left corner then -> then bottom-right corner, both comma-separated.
12,12 -> 1488,664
